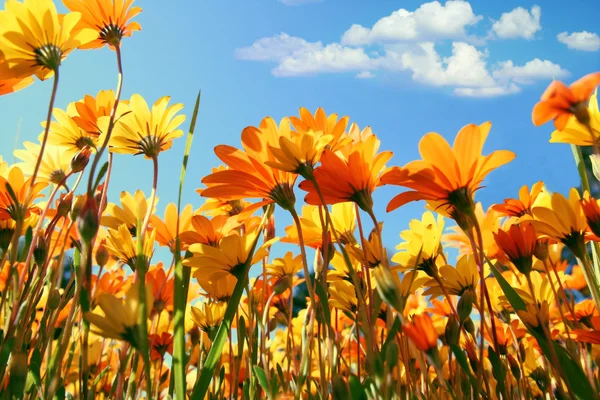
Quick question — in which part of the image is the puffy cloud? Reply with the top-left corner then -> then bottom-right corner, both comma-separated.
491,5 -> 541,39
234,33 -> 321,62
399,42 -> 495,87
557,31 -> 600,52
273,43 -> 375,76
493,59 -> 569,84
341,0 -> 482,45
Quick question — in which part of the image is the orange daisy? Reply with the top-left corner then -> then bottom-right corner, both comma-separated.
63,0 -> 142,49
532,72 -> 600,130
0,75 -> 33,96
492,181 -> 546,217
381,122 -> 515,229
299,134 -> 392,212
289,107 -> 349,151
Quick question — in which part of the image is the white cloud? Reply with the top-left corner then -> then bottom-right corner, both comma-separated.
234,33 -> 321,62
356,71 -> 375,79
341,0 -> 482,45
491,5 -> 541,39
273,43 -> 375,76
557,31 -> 600,52
454,84 -> 521,97
399,42 -> 495,87
278,0 -> 323,5
493,59 -> 569,84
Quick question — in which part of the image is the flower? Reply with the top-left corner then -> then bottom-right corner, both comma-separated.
492,182 -> 546,218
0,0 -> 95,79
190,301 -> 227,339
84,282 -> 153,347
549,90 -> 600,146
494,224 -> 537,275
289,107 -> 349,151
68,90 -> 129,137
403,313 -> 438,352
265,129 -> 332,176
581,191 -> 600,238
0,166 -> 46,221
149,332 -> 173,361
392,211 -> 445,276
532,72 -> 600,130
104,223 -> 155,270
299,134 -> 392,212
13,142 -> 71,185
196,274 -> 237,302
46,108 -> 100,156
525,189 -> 588,257
382,122 -> 515,230
179,214 -> 241,248
267,252 -> 303,279
149,203 -> 194,252
329,280 -> 359,314
147,265 -> 174,314
108,94 -> 186,158
63,0 -> 142,49
101,190 -> 157,235
201,117 -> 297,212
184,226 -> 277,281
0,75 -> 33,96
424,255 -> 485,297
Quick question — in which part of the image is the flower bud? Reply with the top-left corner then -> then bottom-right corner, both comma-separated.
33,236 -> 48,265
77,195 -> 99,244
533,239 -> 549,262
95,239 -> 110,267
463,317 -> 475,336
457,289 -> 475,322
48,288 -> 61,310
444,317 -> 460,346
273,275 -> 292,295
71,195 -> 85,221
57,193 -> 73,217
70,146 -> 92,173
507,354 -> 520,380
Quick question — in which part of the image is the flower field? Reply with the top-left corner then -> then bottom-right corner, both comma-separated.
0,1 -> 600,399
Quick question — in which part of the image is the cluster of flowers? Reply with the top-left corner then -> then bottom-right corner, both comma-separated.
1,0 -> 600,399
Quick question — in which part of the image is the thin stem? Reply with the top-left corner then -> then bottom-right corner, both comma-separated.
87,45 -> 124,194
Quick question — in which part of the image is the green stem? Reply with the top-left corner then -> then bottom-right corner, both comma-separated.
173,91 -> 201,399
190,205 -> 273,400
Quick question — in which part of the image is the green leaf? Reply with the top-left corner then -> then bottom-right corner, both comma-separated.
253,366 -> 270,398
315,280 -> 331,325
489,263 -> 526,311
488,347 -> 506,398
348,374 -> 367,400
92,161 -> 109,193
449,345 -> 476,389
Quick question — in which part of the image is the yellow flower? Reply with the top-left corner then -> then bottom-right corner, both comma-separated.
526,188 -> 588,257
104,223 -> 155,270
347,228 -> 385,269
0,166 -> 46,221
149,203 -> 194,252
329,280 -> 358,314
85,282 -> 152,347
393,211 -> 445,276
266,129 -> 332,175
549,90 -> 600,146
101,190 -> 158,235
13,141 -> 71,185
46,108 -> 100,156
266,252 -> 303,278
0,0 -> 96,79
184,226 -> 277,280
190,301 -> 227,339
108,94 -> 186,158
63,0 -> 142,49
424,255 -> 486,297
196,274 -> 237,302
289,107 -> 349,151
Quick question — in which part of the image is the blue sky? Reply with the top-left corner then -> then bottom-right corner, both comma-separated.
1,0 -> 599,258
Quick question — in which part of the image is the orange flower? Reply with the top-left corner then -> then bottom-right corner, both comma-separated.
289,107 -> 349,151
581,191 -> 600,238
572,316 -> 600,344
201,117 -> 297,212
299,134 -> 392,212
0,75 -> 33,96
403,313 -> 438,352
149,332 -> 173,361
63,0 -> 142,49
0,166 -> 46,221
494,224 -> 537,275
67,90 -> 128,137
147,265 -> 174,314
149,203 -> 194,252
179,214 -> 241,248
381,122 -> 515,229
532,72 -> 600,130
492,181 -> 546,217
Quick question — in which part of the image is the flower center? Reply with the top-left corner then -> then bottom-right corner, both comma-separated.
99,23 -> 125,46
33,44 -> 62,71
